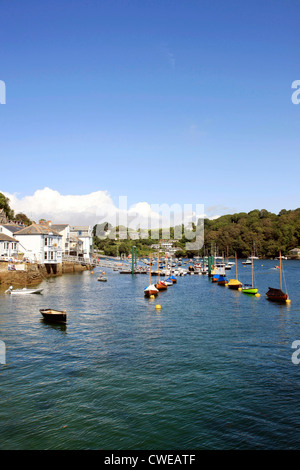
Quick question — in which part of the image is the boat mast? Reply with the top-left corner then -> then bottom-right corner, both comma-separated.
149,252 -> 152,285
235,252 -> 238,279
251,252 -> 254,287
157,251 -> 160,283
280,251 -> 282,291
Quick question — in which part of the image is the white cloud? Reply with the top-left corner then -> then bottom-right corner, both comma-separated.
4,187 -> 211,229
4,187 -> 114,226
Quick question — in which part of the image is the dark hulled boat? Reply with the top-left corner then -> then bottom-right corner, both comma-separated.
266,287 -> 288,302
40,309 -> 67,323
266,252 -> 290,303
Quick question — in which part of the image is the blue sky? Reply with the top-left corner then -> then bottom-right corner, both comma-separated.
0,0 -> 300,222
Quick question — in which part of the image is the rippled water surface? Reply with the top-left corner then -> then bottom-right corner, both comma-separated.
1,260 -> 300,449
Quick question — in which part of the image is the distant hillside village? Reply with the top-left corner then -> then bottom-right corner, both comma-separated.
1,189 -> 300,262
0,208 -> 181,264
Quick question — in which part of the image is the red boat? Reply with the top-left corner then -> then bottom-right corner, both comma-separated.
155,281 -> 168,291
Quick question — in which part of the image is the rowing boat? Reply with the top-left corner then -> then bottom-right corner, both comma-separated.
40,309 -> 67,323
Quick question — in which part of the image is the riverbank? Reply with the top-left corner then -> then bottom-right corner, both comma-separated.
0,261 -> 92,288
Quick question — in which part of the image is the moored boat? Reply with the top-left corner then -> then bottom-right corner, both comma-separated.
217,275 -> 228,286
155,252 -> 168,290
144,252 -> 159,297
228,253 -> 242,289
227,279 -> 242,289
5,286 -> 43,295
144,284 -> 159,297
40,309 -> 67,323
266,287 -> 288,302
156,280 -> 168,290
242,285 -> 259,295
242,255 -> 258,295
242,259 -> 252,265
266,252 -> 290,303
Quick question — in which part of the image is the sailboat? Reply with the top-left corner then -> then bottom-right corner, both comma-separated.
242,254 -> 258,295
217,254 -> 228,285
144,252 -> 159,297
155,251 -> 167,291
166,255 -> 177,283
227,252 -> 242,289
266,252 -> 290,302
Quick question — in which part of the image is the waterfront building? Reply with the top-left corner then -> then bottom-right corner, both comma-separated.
49,224 -> 71,255
69,235 -> 84,257
69,226 -> 93,261
15,223 -> 63,264
0,233 -> 19,258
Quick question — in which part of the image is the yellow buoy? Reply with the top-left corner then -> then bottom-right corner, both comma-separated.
156,304 -> 161,309
238,287 -> 242,291
150,295 -> 155,299
91,271 -> 94,274
102,271 -> 105,275
286,299 -> 291,304
255,293 -> 261,297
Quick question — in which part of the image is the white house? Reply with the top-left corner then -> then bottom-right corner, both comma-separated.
69,226 -> 93,261
15,223 -> 63,264
0,233 -> 19,258
49,224 -> 70,255
160,240 -> 174,250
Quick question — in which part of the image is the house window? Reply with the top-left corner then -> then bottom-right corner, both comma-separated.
44,252 -> 48,260
45,238 -> 48,246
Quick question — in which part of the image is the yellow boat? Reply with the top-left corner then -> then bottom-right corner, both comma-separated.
227,253 -> 242,289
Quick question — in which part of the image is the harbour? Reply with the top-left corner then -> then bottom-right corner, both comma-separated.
1,259 -> 300,449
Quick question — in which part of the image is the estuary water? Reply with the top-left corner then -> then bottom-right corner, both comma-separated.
1,259 -> 300,450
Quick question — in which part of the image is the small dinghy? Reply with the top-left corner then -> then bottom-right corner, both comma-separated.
40,309 -> 67,323
97,276 -> 107,282
144,284 -> 159,297
5,286 -> 43,295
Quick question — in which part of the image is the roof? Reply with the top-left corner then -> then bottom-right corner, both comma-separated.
49,224 -> 69,232
0,233 -> 18,242
1,224 -> 24,233
16,223 -> 61,236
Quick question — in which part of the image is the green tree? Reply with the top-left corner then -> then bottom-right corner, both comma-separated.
0,192 -> 14,220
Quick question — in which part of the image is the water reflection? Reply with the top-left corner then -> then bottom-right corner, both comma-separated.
40,319 -> 67,333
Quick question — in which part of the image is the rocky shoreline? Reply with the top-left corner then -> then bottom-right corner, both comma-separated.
0,261 -> 92,289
